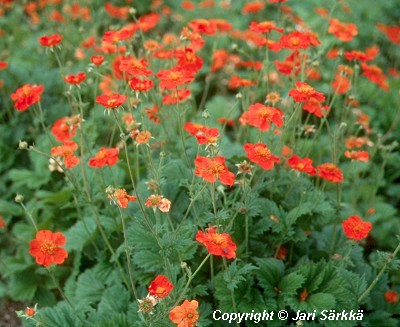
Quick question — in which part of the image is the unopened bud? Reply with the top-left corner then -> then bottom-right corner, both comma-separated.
15,194 -> 24,203
18,140 -> 28,150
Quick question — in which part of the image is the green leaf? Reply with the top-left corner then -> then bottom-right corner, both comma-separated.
9,169 -> 50,189
223,261 -> 257,290
279,272 -> 305,297
98,283 -> 130,314
74,268 -> 105,305
305,292 -> 336,311
38,301 -> 83,327
255,258 -> 284,291
8,271 -> 38,301
64,216 -> 96,252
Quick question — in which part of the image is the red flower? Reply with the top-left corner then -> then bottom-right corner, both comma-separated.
108,188 -> 137,208
242,1 -> 265,14
328,19 -> 358,42
169,300 -> 199,327
184,122 -> 204,136
385,290 -> 399,304
361,63 -> 389,92
376,23 -> 400,45
89,148 -> 119,168
0,216 -> 6,228
280,31 -> 317,50
194,156 -> 235,186
29,230 -> 68,267
51,116 -> 81,142
91,55 -> 105,66
104,2 -> 129,19
128,77 -> 154,92
174,47 -> 203,73
119,56 -> 152,77
342,215 -> 372,241
148,275 -> 174,298
344,150 -> 369,162
228,75 -> 255,89
145,105 -> 160,124
156,67 -> 195,90
332,74 -> 351,94
242,103 -> 284,131
249,21 -> 284,34
64,72 -> 86,85
51,141 -> 80,169
188,19 -> 217,35
289,82 -> 325,103
0,61 -> 8,70
244,143 -> 280,170
38,34 -> 63,47
96,93 -> 127,109
11,84 -> 44,111
302,98 -> 329,118
288,155 -> 316,176
194,126 -> 219,146
317,163 -> 343,183
195,226 -> 237,259
162,89 -> 191,105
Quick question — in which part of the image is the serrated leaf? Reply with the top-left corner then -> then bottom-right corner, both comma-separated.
8,271 -> 38,301
98,283 -> 130,314
223,261 -> 257,290
64,216 -> 96,252
279,272 -> 305,296
255,258 -> 284,291
305,292 -> 336,311
9,169 -> 50,189
75,268 -> 105,305
38,301 -> 83,327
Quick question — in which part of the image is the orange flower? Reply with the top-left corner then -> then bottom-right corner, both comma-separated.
129,77 -> 154,92
242,103 -> 284,131
196,226 -> 236,258
244,143 -> 280,170
361,63 -> 389,92
344,150 -> 369,162
145,195 -> 171,212
242,1 -> 265,14
288,81 -> 325,103
332,73 -> 351,94
376,23 -> 400,45
162,89 -> 191,105
156,67 -> 195,90
11,84 -> 44,111
184,122 -> 204,136
138,12 -> 161,32
288,155 -> 316,176
228,75 -> 255,89
51,116 -> 81,142
145,105 -> 160,124
64,72 -> 86,85
188,19 -> 217,35
91,55 -> 104,66
384,290 -> 399,304
328,18 -> 358,42
38,34 -> 63,47
194,156 -> 235,186
174,47 -> 203,73
29,230 -> 68,267
342,215 -> 372,241
104,2 -> 129,19
169,300 -> 199,327
96,93 -> 127,109
119,56 -> 152,77
89,148 -> 119,168
107,188 -> 137,208
249,21 -> 284,34
148,275 -> 174,298
26,307 -> 36,317
280,31 -> 318,50
317,163 -> 343,183
135,130 -> 152,145
0,216 -> 5,228
194,126 -> 219,146
51,141 -> 80,169
302,98 -> 329,118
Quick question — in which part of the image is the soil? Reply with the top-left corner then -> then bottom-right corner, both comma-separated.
0,298 -> 24,327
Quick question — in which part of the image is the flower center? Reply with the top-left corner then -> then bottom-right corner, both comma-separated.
107,98 -> 117,107
255,146 -> 271,159
290,37 -> 300,46
207,161 -> 224,174
258,107 -> 272,121
40,241 -> 57,255
168,71 -> 182,81
211,234 -> 228,247
299,84 -> 314,94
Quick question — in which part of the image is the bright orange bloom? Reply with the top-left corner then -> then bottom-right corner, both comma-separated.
244,143 -> 280,170
194,156 -> 235,186
182,1 -> 196,10
196,226 -> 236,258
302,98 -> 329,118
174,47 -> 203,73
51,116 -> 80,142
241,103 -> 284,131
108,188 -> 137,208
104,2 -> 129,19
51,141 -> 80,169
129,77 -> 154,92
29,230 -> 68,267
145,195 -> 171,212
194,126 -> 219,146
326,48 -> 339,59
188,19 -> 216,35
138,12 -> 161,32
288,155 -> 316,176
148,275 -> 174,298
0,216 -> 5,228
280,31 -> 319,50
342,215 -> 372,241
328,19 -> 358,42
89,148 -> 119,168
376,23 -> 400,45
289,82 -> 325,103
156,67 -> 195,90
38,34 -> 63,47
345,136 -> 373,149
228,75 -> 255,89
314,7 -> 329,18
317,163 -> 343,183
96,93 -> 127,109
385,290 -> 399,304
162,89 -> 191,105
184,122 -> 204,136
249,21 -> 284,34
145,105 -> 160,124
242,1 -> 265,14
361,63 -> 389,92
64,72 -> 86,85
91,55 -> 105,66
344,150 -> 369,162
26,307 -> 35,317
119,56 -> 152,77
169,300 -> 199,327
332,73 -> 351,94
135,130 -> 152,145
11,84 -> 44,111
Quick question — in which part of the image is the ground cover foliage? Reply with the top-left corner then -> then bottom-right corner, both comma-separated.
0,0 -> 399,326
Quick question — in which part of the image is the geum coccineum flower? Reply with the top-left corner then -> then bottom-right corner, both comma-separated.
89,148 -> 119,168
128,77 -> 154,92
174,47 -> 203,73
51,115 -> 81,142
288,82 -> 325,103
119,56 -> 152,77
162,89 -> 191,105
169,300 -> 199,327
38,34 -> 63,47
317,163 -> 343,183
96,93 -> 127,109
342,215 -> 372,241
288,155 -> 316,176
249,21 -> 284,34
279,31 -> 319,50
51,141 -> 80,169
244,143 -> 280,170
145,195 -> 171,212
344,150 -> 369,162
11,84 -> 44,111
64,72 -> 86,85
194,156 -> 235,186
148,275 -> 174,298
107,187 -> 137,208
241,103 -> 284,131
360,63 -> 389,92
156,66 -> 195,90
196,226 -> 237,259
328,18 -> 358,42
29,230 -> 68,267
